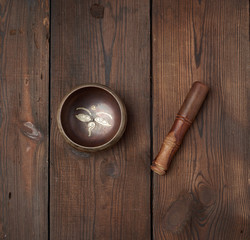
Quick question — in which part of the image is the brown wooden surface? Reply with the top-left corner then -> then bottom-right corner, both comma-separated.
0,0 -> 249,239
0,0 -> 49,239
152,0 -> 249,239
50,0 -> 150,239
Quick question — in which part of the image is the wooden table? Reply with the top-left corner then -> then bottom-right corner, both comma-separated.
0,0 -> 249,239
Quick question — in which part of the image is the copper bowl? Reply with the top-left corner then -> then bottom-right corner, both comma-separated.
57,84 -> 127,152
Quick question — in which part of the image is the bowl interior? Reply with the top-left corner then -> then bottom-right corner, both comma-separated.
60,86 -> 122,148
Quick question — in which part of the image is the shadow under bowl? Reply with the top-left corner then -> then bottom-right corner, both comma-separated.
57,84 -> 127,152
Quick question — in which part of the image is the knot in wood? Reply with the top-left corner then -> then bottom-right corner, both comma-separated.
90,4 -> 104,19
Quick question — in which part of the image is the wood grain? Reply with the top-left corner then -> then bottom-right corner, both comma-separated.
50,0 -> 150,239
152,0 -> 249,239
0,0 -> 49,239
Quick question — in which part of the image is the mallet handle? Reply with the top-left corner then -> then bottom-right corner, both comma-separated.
151,81 -> 209,175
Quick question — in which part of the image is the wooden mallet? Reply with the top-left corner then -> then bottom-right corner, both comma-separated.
151,81 -> 209,175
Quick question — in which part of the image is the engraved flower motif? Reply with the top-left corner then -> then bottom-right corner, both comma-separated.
75,106 -> 112,137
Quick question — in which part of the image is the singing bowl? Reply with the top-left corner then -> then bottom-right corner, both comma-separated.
57,84 -> 127,152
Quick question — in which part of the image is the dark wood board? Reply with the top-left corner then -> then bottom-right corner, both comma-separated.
0,0 -> 49,239
50,1 -> 150,239
0,0 -> 249,239
152,0 -> 249,239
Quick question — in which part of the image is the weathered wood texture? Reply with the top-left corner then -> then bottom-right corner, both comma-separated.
152,0 -> 249,239
0,0 -> 249,239
50,1 -> 150,239
0,0 -> 49,239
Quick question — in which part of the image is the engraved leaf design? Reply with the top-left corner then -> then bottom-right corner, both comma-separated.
94,117 -> 111,127
75,106 -> 113,137
75,114 -> 92,123
88,122 -> 96,136
76,107 -> 92,115
96,112 -> 113,119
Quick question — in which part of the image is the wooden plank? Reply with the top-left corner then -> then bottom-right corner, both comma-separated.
50,1 -> 150,239
0,0 -> 49,239
152,0 -> 249,239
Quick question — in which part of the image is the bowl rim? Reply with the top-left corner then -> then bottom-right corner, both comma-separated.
57,83 -> 127,152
